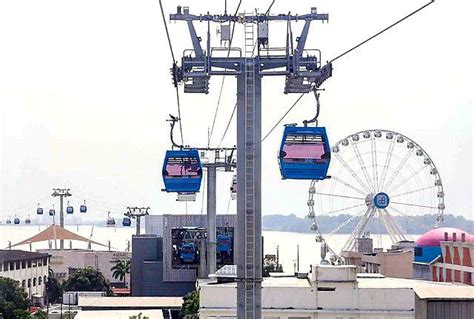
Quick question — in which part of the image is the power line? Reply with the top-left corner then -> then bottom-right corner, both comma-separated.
158,0 -> 184,145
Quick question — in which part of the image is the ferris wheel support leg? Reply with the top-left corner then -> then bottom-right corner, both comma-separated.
384,209 -> 408,242
379,210 -> 399,243
342,207 -> 374,252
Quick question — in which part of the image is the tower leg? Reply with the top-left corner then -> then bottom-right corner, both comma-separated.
207,165 -> 217,274
236,58 -> 262,319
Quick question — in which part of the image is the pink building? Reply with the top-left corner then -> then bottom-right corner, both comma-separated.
431,237 -> 473,285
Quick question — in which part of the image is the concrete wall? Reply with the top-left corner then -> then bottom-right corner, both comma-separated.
0,257 -> 49,299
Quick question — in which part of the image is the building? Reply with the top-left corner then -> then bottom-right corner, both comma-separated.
0,250 -> 50,303
38,249 -> 131,286
75,296 -> 182,319
413,227 -> 473,282
198,265 -> 474,319
362,249 -> 414,278
131,214 -> 236,297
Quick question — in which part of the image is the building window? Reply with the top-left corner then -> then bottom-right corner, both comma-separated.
10,262 -> 14,271
44,275 -> 47,284
22,280 -> 26,288
38,259 -> 42,267
32,260 -> 37,267
38,277 -> 42,285
415,247 -> 422,256
33,278 -> 36,287
16,261 -> 20,270
22,261 -> 26,269
28,279 -> 31,288
28,260 -> 32,268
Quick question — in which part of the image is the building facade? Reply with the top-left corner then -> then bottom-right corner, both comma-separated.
431,240 -> 473,285
0,250 -> 50,301
38,249 -> 131,286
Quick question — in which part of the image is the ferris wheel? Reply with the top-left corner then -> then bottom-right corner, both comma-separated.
307,129 -> 445,256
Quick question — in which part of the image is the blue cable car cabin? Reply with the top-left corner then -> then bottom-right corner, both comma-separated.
179,242 -> 196,263
162,150 -> 203,193
66,206 -> 74,214
122,217 -> 131,227
80,204 -> 87,213
279,126 -> 331,180
14,217 -> 20,225
49,209 -> 55,216
217,234 -> 232,253
37,207 -> 43,215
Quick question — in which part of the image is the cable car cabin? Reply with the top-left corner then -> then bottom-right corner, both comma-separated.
179,242 -> 196,263
25,218 -> 31,224
37,207 -> 43,215
14,217 -> 20,225
80,205 -> 87,213
122,217 -> 131,227
230,175 -> 237,200
162,150 -> 203,199
6,218 -> 11,224
49,209 -> 55,216
66,206 -> 74,214
106,217 -> 116,227
217,234 -> 232,254
278,126 -> 331,180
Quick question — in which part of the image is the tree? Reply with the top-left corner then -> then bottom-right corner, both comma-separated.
63,267 -> 112,296
111,259 -> 130,286
0,276 -> 30,319
180,290 -> 199,318
262,256 -> 284,277
45,268 -> 62,304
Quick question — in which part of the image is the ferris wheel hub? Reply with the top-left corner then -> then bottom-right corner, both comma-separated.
365,192 -> 390,209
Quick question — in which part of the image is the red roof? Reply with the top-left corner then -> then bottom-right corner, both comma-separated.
416,227 -> 473,246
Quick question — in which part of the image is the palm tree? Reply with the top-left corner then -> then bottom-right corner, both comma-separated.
111,259 -> 130,286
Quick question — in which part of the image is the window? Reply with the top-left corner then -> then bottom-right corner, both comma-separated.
28,260 -> 32,268
32,260 -> 37,267
22,280 -> 26,288
415,247 -> 422,256
10,262 -> 14,271
44,275 -> 47,284
38,259 -> 42,266
33,278 -> 36,286
317,287 -> 336,291
28,279 -> 31,288
16,261 -> 20,270
22,261 -> 26,269
38,277 -> 42,285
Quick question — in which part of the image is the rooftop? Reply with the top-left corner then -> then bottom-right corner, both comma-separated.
0,249 -> 50,262
78,296 -> 182,309
75,310 -> 163,319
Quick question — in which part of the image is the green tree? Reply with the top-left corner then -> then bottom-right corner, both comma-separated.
0,276 -> 30,319
63,267 -> 112,296
45,268 -> 62,304
262,257 -> 284,277
180,290 -> 199,318
33,309 -> 48,318
111,259 -> 130,286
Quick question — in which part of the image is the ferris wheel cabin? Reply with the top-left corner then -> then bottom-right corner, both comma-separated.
162,149 -> 203,195
278,126 -> 331,180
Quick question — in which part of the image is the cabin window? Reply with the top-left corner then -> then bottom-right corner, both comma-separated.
282,134 -> 327,163
165,156 -> 200,177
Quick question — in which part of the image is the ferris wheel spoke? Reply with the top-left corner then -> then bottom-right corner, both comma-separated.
390,201 -> 438,210
314,192 -> 365,201
331,176 -> 367,196
386,165 -> 426,194
382,148 -> 414,191
371,137 -> 379,191
379,138 -> 396,190
351,142 -> 376,192
327,207 -> 368,236
320,203 -> 366,216
333,153 -> 372,194
378,209 -> 399,243
342,207 -> 375,252
391,185 -> 437,198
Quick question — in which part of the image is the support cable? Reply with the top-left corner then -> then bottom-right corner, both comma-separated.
158,0 -> 184,145
209,1 -> 242,146
330,0 -> 435,63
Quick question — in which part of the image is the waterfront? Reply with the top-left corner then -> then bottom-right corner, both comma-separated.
0,224 -> 419,274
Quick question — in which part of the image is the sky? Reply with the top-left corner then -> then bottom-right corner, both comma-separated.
0,0 -> 472,222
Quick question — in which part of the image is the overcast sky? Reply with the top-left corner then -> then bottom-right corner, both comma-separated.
0,0 -> 472,223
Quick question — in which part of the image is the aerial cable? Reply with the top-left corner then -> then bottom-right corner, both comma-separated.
208,0 -> 242,146
261,93 -> 306,142
217,103 -> 237,148
330,0 -> 435,63
158,0 -> 184,145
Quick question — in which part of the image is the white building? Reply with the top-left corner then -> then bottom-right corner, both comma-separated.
198,265 -> 474,319
0,250 -> 50,302
38,249 -> 131,285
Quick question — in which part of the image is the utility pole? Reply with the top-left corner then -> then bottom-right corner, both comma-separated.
52,188 -> 71,249
169,6 -> 331,318
125,207 -> 150,236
